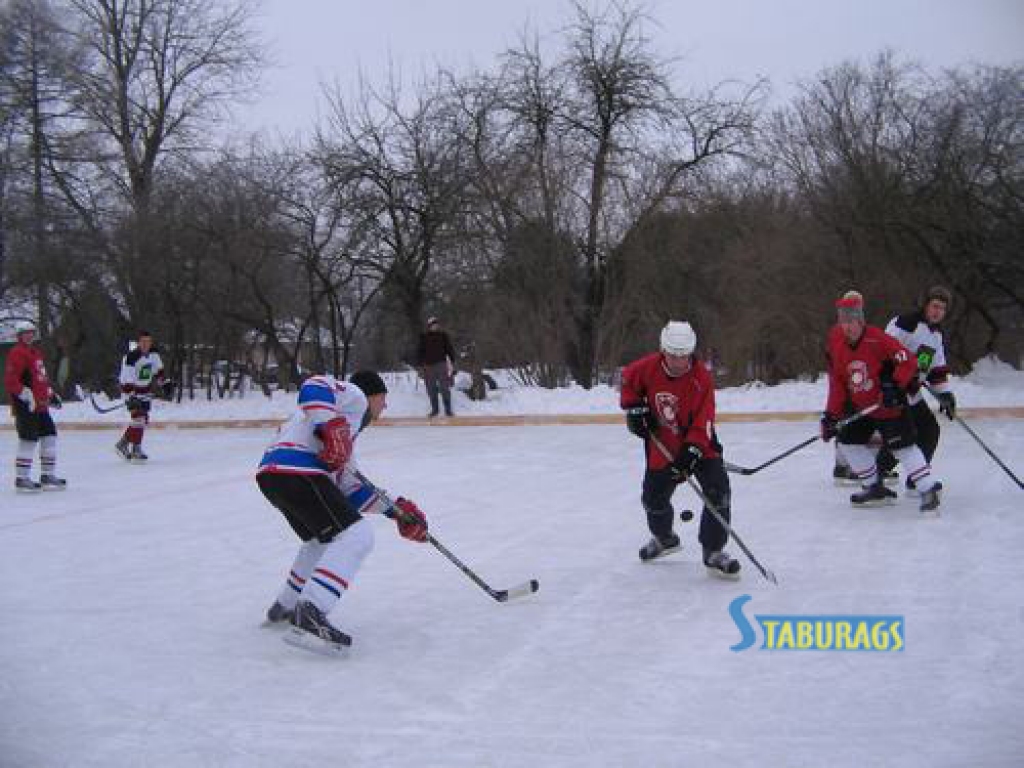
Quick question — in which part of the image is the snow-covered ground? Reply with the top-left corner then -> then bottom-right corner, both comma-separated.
2,402 -> 1023,766
4,355 -> 1022,425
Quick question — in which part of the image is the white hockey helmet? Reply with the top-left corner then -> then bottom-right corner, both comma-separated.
14,320 -> 37,337
660,321 -> 696,356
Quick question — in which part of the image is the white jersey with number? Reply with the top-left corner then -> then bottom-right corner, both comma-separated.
119,349 -> 165,401
884,311 -> 952,405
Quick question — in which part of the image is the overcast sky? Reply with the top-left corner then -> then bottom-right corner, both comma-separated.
235,0 -> 1024,138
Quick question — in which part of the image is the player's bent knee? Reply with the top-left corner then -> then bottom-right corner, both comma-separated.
344,517 -> 375,559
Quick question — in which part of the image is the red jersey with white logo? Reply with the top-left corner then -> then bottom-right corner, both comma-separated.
620,352 -> 719,469
4,341 -> 53,412
825,325 -> 918,420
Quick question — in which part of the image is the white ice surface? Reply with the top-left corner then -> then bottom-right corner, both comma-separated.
2,417 -> 1023,767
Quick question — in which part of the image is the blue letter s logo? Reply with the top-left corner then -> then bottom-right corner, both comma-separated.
729,594 -> 757,652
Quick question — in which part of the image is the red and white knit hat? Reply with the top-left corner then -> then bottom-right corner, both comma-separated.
835,290 -> 864,321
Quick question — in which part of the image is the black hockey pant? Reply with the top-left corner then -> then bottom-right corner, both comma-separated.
641,457 -> 731,554
257,472 -> 362,543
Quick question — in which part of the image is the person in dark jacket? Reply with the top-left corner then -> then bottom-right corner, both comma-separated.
416,317 -> 456,418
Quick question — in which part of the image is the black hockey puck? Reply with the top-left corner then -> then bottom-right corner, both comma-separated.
680,509 -> 695,522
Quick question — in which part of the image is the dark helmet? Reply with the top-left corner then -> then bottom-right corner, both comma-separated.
924,285 -> 952,309
348,370 -> 387,397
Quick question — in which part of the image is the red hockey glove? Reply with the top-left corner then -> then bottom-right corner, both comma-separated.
121,383 -> 135,395
317,417 -> 353,471
905,377 -> 921,397
669,444 -> 702,483
393,497 -> 428,542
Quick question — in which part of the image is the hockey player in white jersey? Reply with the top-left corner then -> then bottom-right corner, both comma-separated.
256,370 -> 429,654
115,330 -> 168,462
877,286 -> 956,492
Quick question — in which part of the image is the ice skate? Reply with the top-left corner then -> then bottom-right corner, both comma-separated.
850,482 -> 897,507
115,438 -> 132,461
130,445 -> 148,463
638,533 -> 681,562
832,464 -> 859,486
15,477 -> 41,493
918,482 -> 942,515
40,474 -> 67,491
704,549 -> 741,580
263,600 -> 294,626
284,600 -> 352,655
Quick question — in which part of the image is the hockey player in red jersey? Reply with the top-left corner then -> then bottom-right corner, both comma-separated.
4,321 -> 66,492
822,293 -> 943,512
620,321 -> 740,578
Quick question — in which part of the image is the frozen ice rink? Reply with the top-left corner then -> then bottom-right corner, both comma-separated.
2,419 -> 1023,767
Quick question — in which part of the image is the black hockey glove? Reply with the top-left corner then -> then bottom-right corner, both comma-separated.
49,392 -> 63,410
625,405 -> 656,439
937,391 -> 956,421
880,380 -> 906,409
820,413 -> 838,442
669,444 -> 702,483
159,380 -> 175,400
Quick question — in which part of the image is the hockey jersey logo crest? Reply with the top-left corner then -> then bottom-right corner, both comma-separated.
846,360 -> 874,394
654,392 -> 681,428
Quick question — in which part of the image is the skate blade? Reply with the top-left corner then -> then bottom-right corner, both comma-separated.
833,478 -> 860,487
283,627 -> 351,657
919,507 -> 941,518
40,485 -> 67,492
851,498 -> 897,508
15,487 -> 41,494
640,544 -> 681,562
705,566 -> 741,581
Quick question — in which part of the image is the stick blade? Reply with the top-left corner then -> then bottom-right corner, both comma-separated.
493,579 -> 540,602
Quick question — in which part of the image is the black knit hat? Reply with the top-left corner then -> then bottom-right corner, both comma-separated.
349,370 -> 387,397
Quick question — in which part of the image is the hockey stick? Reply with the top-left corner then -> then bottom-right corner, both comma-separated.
924,384 -> 1023,490
89,392 -> 126,414
648,433 -> 778,585
353,471 -> 540,602
722,404 -> 880,476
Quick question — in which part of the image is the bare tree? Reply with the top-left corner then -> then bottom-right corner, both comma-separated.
56,0 -> 264,325
476,2 -> 762,386
316,74 -> 474,358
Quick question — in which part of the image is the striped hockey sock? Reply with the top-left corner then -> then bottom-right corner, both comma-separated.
16,440 -> 34,479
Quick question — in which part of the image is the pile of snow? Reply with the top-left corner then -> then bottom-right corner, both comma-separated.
2,358 -> 1022,424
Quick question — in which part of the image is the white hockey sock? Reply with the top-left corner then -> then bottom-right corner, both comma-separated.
838,443 -> 877,486
40,436 -> 57,476
275,540 -> 326,610
299,518 -> 375,614
16,440 -> 35,479
894,445 -> 937,492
